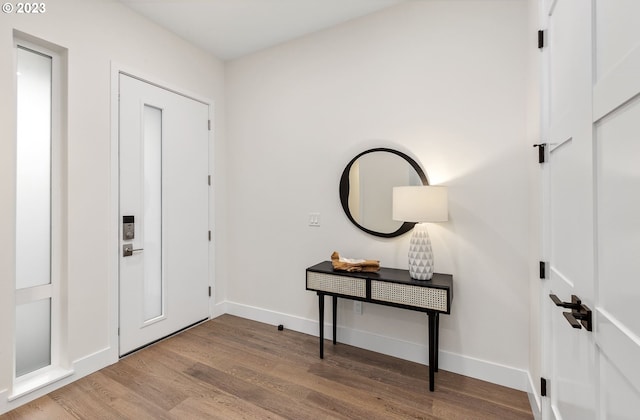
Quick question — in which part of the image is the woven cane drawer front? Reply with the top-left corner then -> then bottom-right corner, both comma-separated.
307,272 -> 366,298
371,280 -> 448,312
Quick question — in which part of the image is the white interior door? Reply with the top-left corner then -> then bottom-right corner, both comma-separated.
119,74 -> 210,356
592,0 -> 640,417
541,1 -> 640,418
542,0 -> 596,417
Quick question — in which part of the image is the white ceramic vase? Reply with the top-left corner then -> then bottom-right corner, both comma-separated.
408,222 -> 434,280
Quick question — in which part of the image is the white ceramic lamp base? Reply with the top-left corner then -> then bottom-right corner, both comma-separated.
408,222 -> 434,280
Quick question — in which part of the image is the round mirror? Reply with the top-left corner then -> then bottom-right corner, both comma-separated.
339,148 -> 428,238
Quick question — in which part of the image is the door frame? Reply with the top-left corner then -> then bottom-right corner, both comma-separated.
109,63 -> 215,362
538,1 -> 552,417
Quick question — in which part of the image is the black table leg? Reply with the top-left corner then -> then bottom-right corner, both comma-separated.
332,296 -> 337,345
427,311 -> 437,392
318,293 -> 324,359
434,312 -> 439,372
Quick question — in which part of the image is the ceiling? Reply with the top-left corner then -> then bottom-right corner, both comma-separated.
119,0 -> 405,61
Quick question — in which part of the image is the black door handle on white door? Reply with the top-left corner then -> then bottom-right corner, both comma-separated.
549,294 -> 592,331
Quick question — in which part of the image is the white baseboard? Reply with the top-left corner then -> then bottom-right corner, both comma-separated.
0,390 -> 6,414
224,300 -> 531,392
211,300 -> 228,318
0,347 -> 116,415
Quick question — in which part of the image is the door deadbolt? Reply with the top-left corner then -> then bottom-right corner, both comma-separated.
123,244 -> 144,257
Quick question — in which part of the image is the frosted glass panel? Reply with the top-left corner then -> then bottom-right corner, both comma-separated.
16,299 -> 51,376
15,47 -> 52,289
143,105 -> 163,321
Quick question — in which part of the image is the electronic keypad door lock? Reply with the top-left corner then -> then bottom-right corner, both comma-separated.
123,215 -> 135,240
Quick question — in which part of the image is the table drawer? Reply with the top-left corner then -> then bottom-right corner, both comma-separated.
371,280 -> 448,312
306,271 -> 366,298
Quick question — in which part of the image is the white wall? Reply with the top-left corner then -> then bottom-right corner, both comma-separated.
225,0 -> 531,389
1,0 -> 537,412
0,0 -> 225,410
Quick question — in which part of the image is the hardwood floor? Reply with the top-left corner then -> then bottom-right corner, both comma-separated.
2,315 -> 533,419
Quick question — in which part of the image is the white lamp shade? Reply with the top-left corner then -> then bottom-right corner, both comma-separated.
392,186 -> 448,223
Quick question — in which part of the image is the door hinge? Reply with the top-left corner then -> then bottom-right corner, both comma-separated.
541,377 -> 547,396
208,230 -> 212,241
538,30 -> 544,49
533,143 -> 546,163
118,327 -> 120,336
208,119 -> 211,131
208,175 -> 211,186
539,261 -> 546,279
208,286 -> 211,297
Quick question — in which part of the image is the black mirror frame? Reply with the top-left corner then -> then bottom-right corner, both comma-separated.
339,148 -> 429,238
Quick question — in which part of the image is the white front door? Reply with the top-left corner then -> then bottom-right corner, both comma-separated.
541,1 -> 640,418
118,74 -> 210,356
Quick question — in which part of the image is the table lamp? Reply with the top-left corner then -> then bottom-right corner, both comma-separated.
392,186 -> 448,280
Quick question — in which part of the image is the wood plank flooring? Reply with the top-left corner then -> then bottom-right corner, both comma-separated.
2,315 -> 533,419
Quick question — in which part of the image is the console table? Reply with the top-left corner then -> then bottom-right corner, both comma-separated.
306,261 -> 453,391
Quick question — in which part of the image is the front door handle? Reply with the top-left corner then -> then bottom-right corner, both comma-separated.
123,244 -> 144,257
549,294 -> 592,331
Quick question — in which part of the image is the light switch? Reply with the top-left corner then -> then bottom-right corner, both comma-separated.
308,212 -> 320,227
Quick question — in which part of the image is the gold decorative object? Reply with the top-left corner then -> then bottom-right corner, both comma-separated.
330,251 -> 380,272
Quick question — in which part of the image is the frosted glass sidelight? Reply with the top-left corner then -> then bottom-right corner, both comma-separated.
16,299 -> 51,376
15,47 -> 52,290
143,105 -> 163,321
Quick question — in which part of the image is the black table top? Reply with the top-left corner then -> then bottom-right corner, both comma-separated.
307,261 -> 453,290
